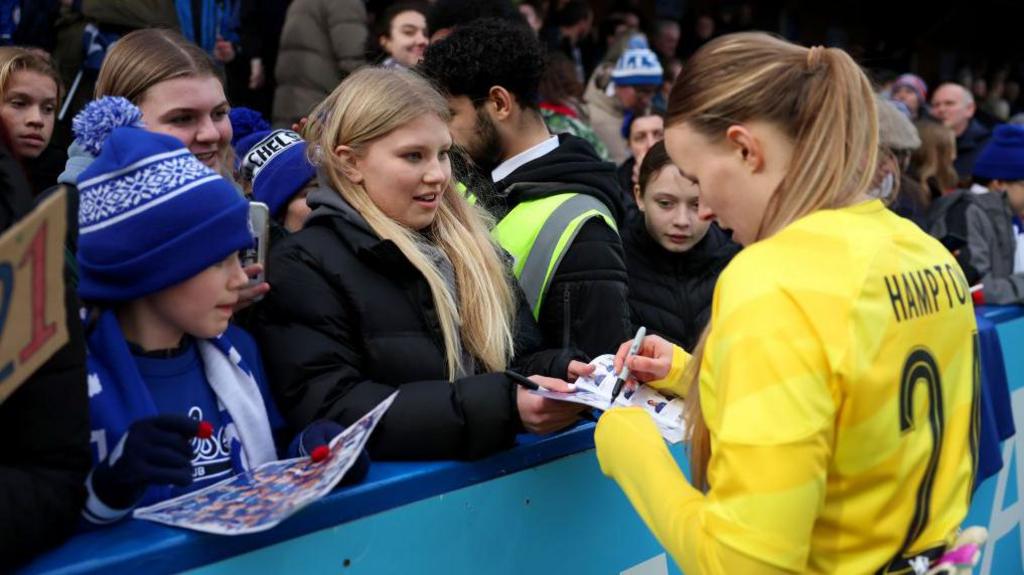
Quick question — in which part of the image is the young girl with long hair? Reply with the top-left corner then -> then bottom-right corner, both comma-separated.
595,33 -> 978,573
256,68 -> 587,460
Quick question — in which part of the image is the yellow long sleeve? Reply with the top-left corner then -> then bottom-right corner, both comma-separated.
644,345 -> 691,399
596,408 -> 801,574
595,201 -> 977,574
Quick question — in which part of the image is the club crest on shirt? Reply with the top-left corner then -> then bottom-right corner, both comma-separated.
188,406 -> 233,481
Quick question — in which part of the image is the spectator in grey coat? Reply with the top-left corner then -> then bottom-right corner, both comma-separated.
272,0 -> 366,127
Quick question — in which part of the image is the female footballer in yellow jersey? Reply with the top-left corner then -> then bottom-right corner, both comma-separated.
594,33 -> 979,574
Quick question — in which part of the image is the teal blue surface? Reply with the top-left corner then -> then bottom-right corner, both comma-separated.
961,313 -> 1024,574
22,310 -> 1024,575
187,448 -> 691,575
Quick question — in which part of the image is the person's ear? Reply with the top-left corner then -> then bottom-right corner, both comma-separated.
333,144 -> 363,184
379,34 -> 390,51
633,184 -> 645,211
488,86 -> 514,122
725,124 -> 763,173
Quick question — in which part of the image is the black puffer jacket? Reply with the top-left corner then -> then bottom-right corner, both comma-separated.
492,134 -> 632,358
254,186 -> 575,461
623,214 -> 740,351
954,119 -> 992,181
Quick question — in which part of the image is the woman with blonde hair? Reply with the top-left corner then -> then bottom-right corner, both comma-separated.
594,32 -> 979,573
255,67 -> 588,460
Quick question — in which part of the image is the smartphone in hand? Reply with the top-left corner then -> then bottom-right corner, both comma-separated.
241,201 -> 270,299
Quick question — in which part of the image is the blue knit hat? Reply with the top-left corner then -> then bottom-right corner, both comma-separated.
612,36 -> 663,87
74,97 -> 253,302
240,129 -> 316,218
973,125 -> 1024,182
229,107 -> 271,151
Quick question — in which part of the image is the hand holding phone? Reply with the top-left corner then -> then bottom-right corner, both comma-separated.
239,202 -> 270,305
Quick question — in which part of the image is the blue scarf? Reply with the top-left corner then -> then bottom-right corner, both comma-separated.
175,0 -> 239,56
86,310 -> 276,504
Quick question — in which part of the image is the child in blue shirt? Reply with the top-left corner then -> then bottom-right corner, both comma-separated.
71,98 -> 353,525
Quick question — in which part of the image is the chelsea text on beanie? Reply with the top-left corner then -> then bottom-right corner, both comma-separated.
242,129 -> 317,218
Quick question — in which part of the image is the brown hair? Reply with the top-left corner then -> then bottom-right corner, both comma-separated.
95,28 -> 220,103
911,119 -> 958,200
95,28 -> 232,178
539,52 -> 584,105
0,47 -> 63,108
635,140 -> 672,194
666,32 -> 879,490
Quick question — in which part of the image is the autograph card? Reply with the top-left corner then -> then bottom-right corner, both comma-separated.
532,354 -> 685,443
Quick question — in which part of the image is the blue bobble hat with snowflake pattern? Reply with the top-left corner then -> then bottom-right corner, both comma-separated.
73,97 -> 253,302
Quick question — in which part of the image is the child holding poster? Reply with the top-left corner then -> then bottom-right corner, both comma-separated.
71,98 -> 349,526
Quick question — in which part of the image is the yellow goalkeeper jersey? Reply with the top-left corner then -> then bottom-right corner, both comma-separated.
596,200 -> 979,574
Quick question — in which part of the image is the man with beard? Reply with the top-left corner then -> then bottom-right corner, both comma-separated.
420,18 -> 631,359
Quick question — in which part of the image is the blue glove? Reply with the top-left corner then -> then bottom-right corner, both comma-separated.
287,420 -> 370,485
288,419 -> 344,459
90,415 -> 198,510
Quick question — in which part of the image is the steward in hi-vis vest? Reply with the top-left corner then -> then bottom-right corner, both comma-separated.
421,18 -> 632,359
484,134 -> 632,359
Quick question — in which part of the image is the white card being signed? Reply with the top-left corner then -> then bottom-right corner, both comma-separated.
532,354 -> 685,443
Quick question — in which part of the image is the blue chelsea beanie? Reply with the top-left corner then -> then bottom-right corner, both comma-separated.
612,36 -> 663,87
240,129 -> 316,218
973,124 -> 1024,182
74,97 -> 254,302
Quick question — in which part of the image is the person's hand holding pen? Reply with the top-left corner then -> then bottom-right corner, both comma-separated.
506,371 -> 588,435
612,333 -> 675,385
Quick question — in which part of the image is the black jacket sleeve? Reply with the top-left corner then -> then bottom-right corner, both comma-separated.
255,245 -> 522,461
509,280 -> 584,379
0,195 -> 90,568
537,218 -> 632,358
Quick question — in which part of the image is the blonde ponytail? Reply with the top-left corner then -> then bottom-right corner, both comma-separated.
666,33 -> 879,487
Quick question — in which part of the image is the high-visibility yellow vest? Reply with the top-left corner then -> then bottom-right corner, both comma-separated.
492,193 -> 617,319
455,181 -> 478,205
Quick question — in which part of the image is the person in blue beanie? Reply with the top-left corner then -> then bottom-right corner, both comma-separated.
72,98 -> 357,526
238,128 -> 317,233
957,124 -> 1024,305
229,106 -> 317,234
584,35 -> 663,164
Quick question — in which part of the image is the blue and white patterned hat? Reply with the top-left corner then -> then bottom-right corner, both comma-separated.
74,97 -> 253,302
241,130 -> 316,219
612,36 -> 664,87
